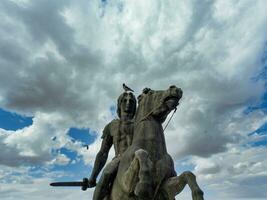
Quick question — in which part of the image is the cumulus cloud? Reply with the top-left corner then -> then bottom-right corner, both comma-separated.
0,113 -> 65,166
165,107 -> 267,158
0,175 -> 94,200
0,0 -> 267,199
188,146 -> 267,199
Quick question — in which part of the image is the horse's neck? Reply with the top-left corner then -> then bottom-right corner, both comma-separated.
135,98 -> 156,123
132,118 -> 167,160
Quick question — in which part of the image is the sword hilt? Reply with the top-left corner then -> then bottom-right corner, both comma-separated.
82,178 -> 89,191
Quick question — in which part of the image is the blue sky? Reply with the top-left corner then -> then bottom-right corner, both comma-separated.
0,108 -> 97,181
1,0 -> 267,200
0,108 -> 33,131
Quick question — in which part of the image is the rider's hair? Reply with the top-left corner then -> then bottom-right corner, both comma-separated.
117,92 -> 136,118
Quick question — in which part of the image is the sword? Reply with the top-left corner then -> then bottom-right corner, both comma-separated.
50,178 -> 89,191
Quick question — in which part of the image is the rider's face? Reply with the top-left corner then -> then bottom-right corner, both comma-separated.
121,95 -> 135,115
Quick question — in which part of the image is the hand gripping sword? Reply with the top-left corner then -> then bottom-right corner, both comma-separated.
50,178 -> 89,191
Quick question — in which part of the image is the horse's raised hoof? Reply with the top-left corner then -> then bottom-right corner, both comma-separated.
134,181 -> 153,199
192,189 -> 204,200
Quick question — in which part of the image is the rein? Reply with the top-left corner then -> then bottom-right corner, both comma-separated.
163,107 -> 177,131
138,104 -> 177,132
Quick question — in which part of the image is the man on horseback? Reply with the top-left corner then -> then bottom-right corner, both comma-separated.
49,85 -> 204,200
87,91 -> 137,200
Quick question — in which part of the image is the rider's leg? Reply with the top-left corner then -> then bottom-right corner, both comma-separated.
93,157 -> 120,200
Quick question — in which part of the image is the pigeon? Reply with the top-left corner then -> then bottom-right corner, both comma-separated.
83,144 -> 89,150
123,83 -> 134,92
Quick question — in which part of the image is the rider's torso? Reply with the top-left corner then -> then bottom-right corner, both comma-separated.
109,119 -> 134,156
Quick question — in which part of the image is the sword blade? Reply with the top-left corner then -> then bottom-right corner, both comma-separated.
50,181 -> 83,187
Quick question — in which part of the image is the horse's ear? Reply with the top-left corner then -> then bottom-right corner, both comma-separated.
142,88 -> 151,94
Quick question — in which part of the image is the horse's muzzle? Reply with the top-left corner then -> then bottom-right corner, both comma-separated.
164,97 -> 179,110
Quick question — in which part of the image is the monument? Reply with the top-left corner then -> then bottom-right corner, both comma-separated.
51,85 -> 204,200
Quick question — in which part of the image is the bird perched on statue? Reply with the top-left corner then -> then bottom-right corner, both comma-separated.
123,83 -> 134,92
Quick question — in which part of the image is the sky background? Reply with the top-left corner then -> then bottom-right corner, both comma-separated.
0,0 -> 267,199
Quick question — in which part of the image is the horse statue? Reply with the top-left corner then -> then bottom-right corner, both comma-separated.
109,85 -> 204,200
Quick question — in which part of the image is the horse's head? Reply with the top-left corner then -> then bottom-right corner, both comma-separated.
135,85 -> 183,123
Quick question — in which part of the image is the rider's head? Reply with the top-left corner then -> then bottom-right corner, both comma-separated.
117,92 -> 136,119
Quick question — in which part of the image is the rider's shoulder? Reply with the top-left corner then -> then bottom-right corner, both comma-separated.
110,118 -> 120,125
104,119 -> 119,127
109,119 -> 120,130
101,119 -> 119,139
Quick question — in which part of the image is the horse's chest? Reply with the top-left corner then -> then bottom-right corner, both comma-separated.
134,121 -> 167,159
135,121 -> 163,141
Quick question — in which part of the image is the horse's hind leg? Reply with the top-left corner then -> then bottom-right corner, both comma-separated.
162,171 -> 204,200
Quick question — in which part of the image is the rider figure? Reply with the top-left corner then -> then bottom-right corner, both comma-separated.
88,92 -> 137,200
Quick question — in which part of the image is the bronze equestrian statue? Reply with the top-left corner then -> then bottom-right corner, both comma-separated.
50,85 -> 204,200
106,85 -> 204,200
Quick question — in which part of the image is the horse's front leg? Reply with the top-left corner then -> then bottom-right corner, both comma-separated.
121,149 -> 154,199
133,149 -> 154,199
121,153 -> 139,194
162,171 -> 204,200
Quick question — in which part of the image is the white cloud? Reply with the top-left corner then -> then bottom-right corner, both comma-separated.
187,146 -> 267,199
50,154 -> 70,166
0,0 -> 267,199
0,176 -> 94,200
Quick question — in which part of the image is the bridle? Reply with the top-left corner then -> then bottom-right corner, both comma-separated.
137,102 -> 178,132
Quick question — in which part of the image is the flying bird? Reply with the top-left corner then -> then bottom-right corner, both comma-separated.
123,83 -> 134,92
51,136 -> 57,141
